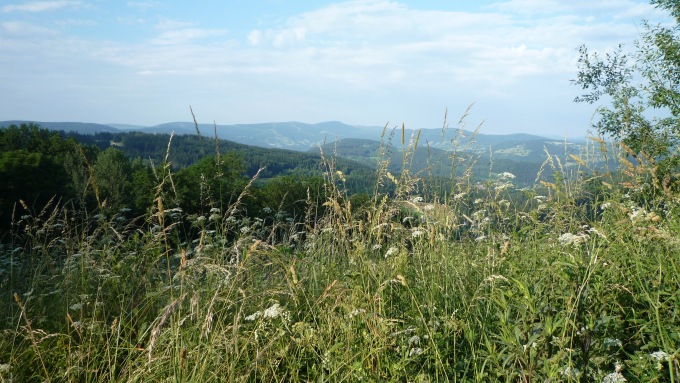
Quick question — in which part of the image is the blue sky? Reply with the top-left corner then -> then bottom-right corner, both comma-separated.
0,0 -> 672,136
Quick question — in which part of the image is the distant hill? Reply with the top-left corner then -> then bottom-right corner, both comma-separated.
1,119 -> 599,187
315,134 -> 593,187
0,120 -> 120,134
0,120 -> 585,155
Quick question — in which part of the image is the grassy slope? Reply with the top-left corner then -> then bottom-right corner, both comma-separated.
1,133 -> 679,382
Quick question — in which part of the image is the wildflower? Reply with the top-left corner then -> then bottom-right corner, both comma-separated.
558,232 -> 587,246
604,338 -> 622,348
244,311 -> 261,321
602,372 -> 626,383
411,196 -> 424,203
347,308 -> 366,318
196,216 -> 206,222
630,207 -> 647,222
475,235 -> 486,242
371,244 -> 381,251
602,362 -> 626,383
474,198 -> 484,204
423,204 -> 434,211
69,303 -> 83,311
409,347 -> 423,357
453,192 -> 466,200
209,214 -> 221,221
263,303 -> 285,319
600,202 -> 612,210
483,274 -> 508,283
411,229 -> 425,238
587,227 -> 606,238
650,351 -> 669,361
650,351 -> 669,370
263,207 -> 272,213
533,195 -> 547,202
384,247 -> 398,258
209,207 -> 220,214
408,335 -> 421,346
500,172 -> 516,179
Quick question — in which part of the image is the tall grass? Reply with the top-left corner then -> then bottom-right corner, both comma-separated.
1,114 -> 679,382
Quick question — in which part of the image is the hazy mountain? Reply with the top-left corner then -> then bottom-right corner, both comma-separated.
1,120 -> 587,159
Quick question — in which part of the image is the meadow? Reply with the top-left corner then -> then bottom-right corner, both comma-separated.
1,121 -> 679,382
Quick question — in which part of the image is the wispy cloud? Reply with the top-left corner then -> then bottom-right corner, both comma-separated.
149,19 -> 228,45
127,1 -> 159,10
151,28 -> 228,45
2,1 -> 82,13
0,20 -> 58,38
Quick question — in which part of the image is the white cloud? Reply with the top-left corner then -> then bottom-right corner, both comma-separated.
0,20 -> 58,37
127,1 -> 159,10
2,1 -> 82,13
55,18 -> 97,26
151,28 -> 228,45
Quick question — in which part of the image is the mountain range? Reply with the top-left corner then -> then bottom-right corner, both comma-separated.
0,120 -> 587,164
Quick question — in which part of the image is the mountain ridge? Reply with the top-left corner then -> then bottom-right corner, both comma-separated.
1,119 -> 582,152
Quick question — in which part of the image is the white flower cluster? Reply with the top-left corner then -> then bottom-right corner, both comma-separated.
244,302 -> 288,322
650,350 -> 669,370
384,247 -> 399,258
603,338 -> 622,348
558,232 -> 588,246
602,372 -> 626,383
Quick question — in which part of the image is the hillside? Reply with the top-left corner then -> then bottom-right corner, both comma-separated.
1,120 -> 587,157
315,134 -> 588,187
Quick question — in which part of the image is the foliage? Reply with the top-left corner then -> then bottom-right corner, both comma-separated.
573,1 -> 680,179
1,110 -> 679,382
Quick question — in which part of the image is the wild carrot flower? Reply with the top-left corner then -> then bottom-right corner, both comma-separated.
558,232 -> 587,246
384,247 -> 398,258
650,351 -> 669,370
602,371 -> 626,383
244,311 -> 261,321
602,362 -> 626,383
263,303 -> 285,319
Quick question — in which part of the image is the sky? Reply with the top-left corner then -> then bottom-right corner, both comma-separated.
0,0 -> 673,136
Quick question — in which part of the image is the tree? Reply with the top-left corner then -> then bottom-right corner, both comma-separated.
173,154 -> 246,213
93,148 -> 133,211
573,0 -> 680,178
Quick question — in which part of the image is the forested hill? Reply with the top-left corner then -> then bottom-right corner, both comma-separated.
0,123 -> 377,230
64,130 -> 375,182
